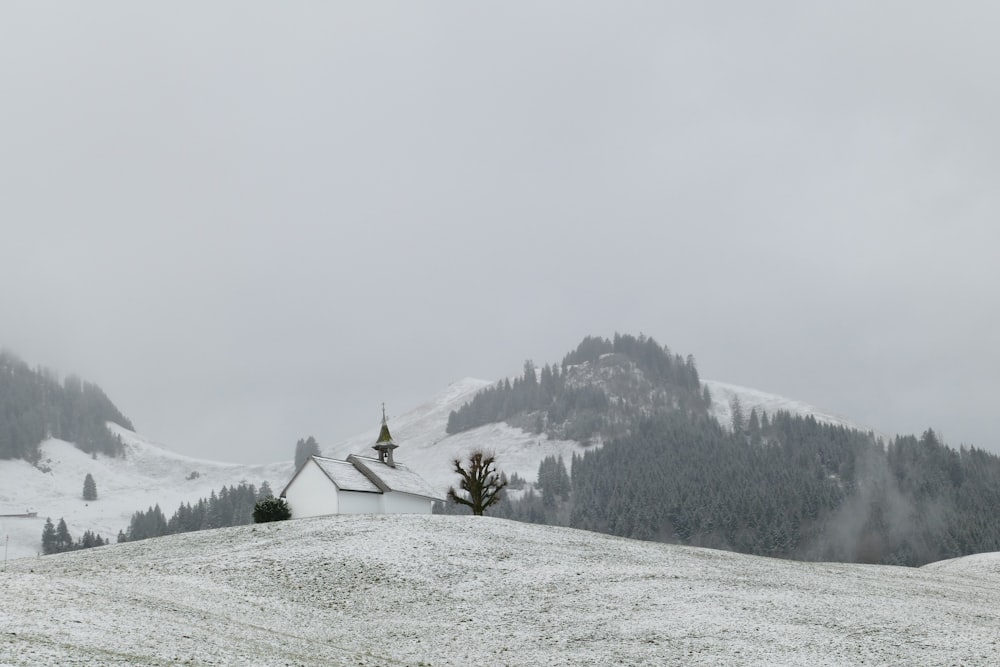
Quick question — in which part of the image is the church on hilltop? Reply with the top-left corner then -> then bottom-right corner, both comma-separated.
279,408 -> 442,517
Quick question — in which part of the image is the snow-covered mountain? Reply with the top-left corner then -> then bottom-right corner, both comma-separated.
323,377 -> 590,493
704,379 -> 888,439
2,513 -> 997,665
0,375 -> 884,561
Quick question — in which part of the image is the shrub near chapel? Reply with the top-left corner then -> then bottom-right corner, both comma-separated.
253,496 -> 291,523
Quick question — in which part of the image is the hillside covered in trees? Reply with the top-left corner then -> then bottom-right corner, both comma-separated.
0,350 -> 133,462
481,409 -> 1000,567
440,333 -> 1000,567
446,333 -> 707,444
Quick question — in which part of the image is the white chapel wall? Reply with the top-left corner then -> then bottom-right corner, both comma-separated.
284,460 -> 339,518
382,491 -> 434,514
338,490 -> 382,514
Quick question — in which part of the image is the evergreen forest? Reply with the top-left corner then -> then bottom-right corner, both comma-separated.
120,481 -> 273,542
446,333 -> 707,444
0,350 -> 133,462
440,334 -> 1000,567
41,517 -> 110,554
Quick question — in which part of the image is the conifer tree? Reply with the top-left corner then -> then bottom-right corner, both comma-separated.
523,360 -> 537,386
294,436 -> 321,469
41,517 -> 57,554
56,518 -> 72,552
730,395 -> 746,433
83,473 -> 97,501
748,409 -> 762,447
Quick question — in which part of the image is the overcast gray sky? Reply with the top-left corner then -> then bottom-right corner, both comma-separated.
3,2 -> 998,462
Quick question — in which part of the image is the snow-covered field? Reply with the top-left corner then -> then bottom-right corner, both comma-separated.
0,429 -> 293,561
1,514 -> 997,666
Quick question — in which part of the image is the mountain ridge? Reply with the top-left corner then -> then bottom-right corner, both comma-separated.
703,378 -> 890,441
0,374 -> 887,561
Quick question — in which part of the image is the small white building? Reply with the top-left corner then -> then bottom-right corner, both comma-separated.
279,411 -> 442,518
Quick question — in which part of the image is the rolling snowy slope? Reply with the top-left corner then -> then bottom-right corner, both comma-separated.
0,427 -> 292,560
1,514 -> 998,665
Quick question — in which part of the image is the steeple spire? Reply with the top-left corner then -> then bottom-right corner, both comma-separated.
373,404 -> 398,466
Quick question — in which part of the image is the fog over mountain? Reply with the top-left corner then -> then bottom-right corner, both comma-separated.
2,2 -> 998,462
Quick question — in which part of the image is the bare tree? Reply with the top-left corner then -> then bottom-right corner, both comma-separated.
448,450 -> 508,516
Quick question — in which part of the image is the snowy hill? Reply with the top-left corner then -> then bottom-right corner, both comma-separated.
1,375 -> 887,561
2,514 -> 998,665
0,428 -> 292,560
324,377 -> 591,494
358,376 -> 892,501
0,378 -> 587,560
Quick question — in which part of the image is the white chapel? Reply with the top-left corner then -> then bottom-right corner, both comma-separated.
279,409 -> 442,517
